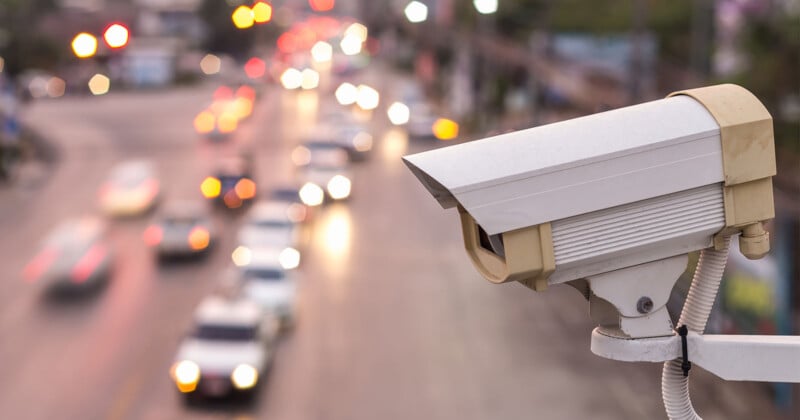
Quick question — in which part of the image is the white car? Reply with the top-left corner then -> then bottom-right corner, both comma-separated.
171,296 -> 278,399
239,251 -> 297,326
144,201 -> 215,259
293,142 -> 353,202
237,201 -> 303,252
99,160 -> 160,216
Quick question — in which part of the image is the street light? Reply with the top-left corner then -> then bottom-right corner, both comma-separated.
404,1 -> 428,23
71,33 -> 98,58
473,0 -> 498,14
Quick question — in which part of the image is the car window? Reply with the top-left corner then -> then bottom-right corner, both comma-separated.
193,324 -> 256,341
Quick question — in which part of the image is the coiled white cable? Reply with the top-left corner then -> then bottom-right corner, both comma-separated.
661,235 -> 732,420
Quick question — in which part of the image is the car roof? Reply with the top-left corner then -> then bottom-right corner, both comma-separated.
45,217 -> 105,247
242,248 -> 284,268
109,160 -> 156,183
248,201 -> 292,221
194,296 -> 262,326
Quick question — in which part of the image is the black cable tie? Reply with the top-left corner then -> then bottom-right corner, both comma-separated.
677,325 -> 691,377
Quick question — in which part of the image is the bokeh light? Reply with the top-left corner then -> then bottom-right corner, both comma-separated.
433,118 -> 459,140
252,1 -> 273,23
309,0 -> 335,12
339,33 -> 363,56
244,57 -> 266,79
200,54 -> 221,75
193,110 -> 216,134
279,247 -> 301,270
335,82 -> 358,105
299,182 -> 324,206
280,68 -> 303,89
300,68 -> 320,90
356,84 -> 379,110
232,5 -> 255,29
188,227 -> 210,250
404,1 -> 428,23
473,0 -> 499,14
71,33 -> 98,58
200,177 -> 221,198
232,246 -> 253,267
234,178 -> 257,200
103,23 -> 129,49
217,111 -> 239,133
387,102 -> 410,125
311,41 -> 333,63
344,22 -> 368,42
88,74 -> 110,95
46,77 -> 66,98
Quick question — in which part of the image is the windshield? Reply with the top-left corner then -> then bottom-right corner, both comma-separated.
243,268 -> 285,281
193,324 -> 256,341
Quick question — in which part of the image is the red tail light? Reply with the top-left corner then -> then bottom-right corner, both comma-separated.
23,247 -> 59,283
71,244 -> 107,283
143,225 -> 163,246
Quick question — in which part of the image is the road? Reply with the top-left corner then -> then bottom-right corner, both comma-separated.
0,63 -> 786,420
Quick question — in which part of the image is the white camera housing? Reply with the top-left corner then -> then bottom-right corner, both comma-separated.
404,84 -> 775,294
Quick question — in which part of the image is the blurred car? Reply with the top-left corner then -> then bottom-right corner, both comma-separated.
406,103 -> 438,139
239,251 -> 297,327
269,186 -> 312,223
23,217 -> 113,294
143,201 -> 215,259
201,157 -> 257,209
334,125 -> 373,162
99,160 -> 160,216
293,142 -> 353,202
171,296 -> 278,399
235,201 -> 303,267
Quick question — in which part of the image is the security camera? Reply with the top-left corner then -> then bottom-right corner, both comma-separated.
404,84 -> 799,419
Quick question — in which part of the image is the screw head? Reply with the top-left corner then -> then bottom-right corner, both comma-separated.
637,296 -> 654,314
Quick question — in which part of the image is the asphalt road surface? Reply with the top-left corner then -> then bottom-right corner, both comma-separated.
0,64 -> 787,420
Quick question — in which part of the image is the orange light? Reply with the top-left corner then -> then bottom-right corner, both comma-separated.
188,227 -> 211,250
433,118 -> 459,140
236,85 -> 256,101
71,32 -> 98,58
244,57 -> 266,79
217,111 -> 238,133
193,110 -> 216,134
309,0 -> 335,12
252,1 -> 272,23
143,225 -> 163,247
223,190 -> 243,208
232,5 -> 255,29
234,178 -> 257,200
201,177 -> 222,198
232,97 -> 253,119
103,23 -> 129,49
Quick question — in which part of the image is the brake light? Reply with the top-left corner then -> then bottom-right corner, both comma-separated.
23,247 -> 59,282
71,244 -> 107,283
143,225 -> 163,246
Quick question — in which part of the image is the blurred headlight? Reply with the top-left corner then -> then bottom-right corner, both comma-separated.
335,83 -> 358,106
387,102 -> 410,125
327,175 -> 352,200
279,247 -> 301,270
232,246 -> 252,267
280,68 -> 303,90
231,364 -> 258,390
356,84 -> 379,110
352,132 -> 373,152
299,182 -> 325,206
172,360 -> 200,392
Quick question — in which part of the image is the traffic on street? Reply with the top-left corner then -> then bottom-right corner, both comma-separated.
0,1 -> 797,420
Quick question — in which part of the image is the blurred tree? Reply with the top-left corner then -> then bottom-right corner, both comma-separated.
0,0 -> 63,76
